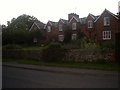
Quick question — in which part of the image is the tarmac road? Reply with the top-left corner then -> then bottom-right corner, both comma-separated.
2,66 -> 119,88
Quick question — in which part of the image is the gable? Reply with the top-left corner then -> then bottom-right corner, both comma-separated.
86,15 -> 94,21
69,16 -> 79,23
95,9 -> 119,22
29,22 -> 40,31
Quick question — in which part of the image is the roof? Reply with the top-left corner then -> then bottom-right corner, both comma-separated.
29,21 -> 46,31
69,16 -> 80,23
89,13 -> 99,20
79,17 -> 87,24
95,9 -> 119,22
59,18 -> 68,25
48,21 -> 58,27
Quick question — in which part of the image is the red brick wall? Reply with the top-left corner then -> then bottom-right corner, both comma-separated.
85,15 -> 95,39
46,22 -> 59,41
69,18 -> 78,34
95,11 -> 118,41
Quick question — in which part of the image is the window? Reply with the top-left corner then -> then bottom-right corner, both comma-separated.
58,35 -> 64,42
48,26 -> 51,32
104,17 -> 110,26
94,34 -> 97,41
72,23 -> 76,30
59,25 -> 62,31
72,34 -> 77,40
103,31 -> 111,40
33,38 -> 37,43
88,20 -> 93,28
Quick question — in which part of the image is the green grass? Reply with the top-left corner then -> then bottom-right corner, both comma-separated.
18,59 -> 119,71
2,58 -> 17,62
3,58 -> 119,71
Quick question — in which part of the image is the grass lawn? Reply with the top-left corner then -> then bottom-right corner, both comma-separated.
3,58 -> 119,71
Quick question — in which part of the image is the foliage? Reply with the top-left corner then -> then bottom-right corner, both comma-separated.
62,43 -> 80,49
99,40 -> 115,50
2,44 -> 22,50
77,29 -> 85,39
47,42 -> 62,49
64,29 -> 72,43
42,43 -> 66,62
2,14 -> 44,45
83,39 -> 101,50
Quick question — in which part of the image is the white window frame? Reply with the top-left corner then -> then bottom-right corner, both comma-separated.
72,23 -> 76,30
47,26 -> 51,32
72,34 -> 77,40
104,17 -> 110,26
59,24 -> 63,31
58,35 -> 64,42
103,31 -> 111,40
88,20 -> 93,28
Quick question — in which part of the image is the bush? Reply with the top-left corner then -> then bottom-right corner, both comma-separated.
62,43 -> 80,49
42,48 -> 67,62
2,44 -> 22,50
99,40 -> 115,50
47,42 -> 62,49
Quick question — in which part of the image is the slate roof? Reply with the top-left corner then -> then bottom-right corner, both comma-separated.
49,21 -> 58,28
35,21 -> 46,29
89,13 -> 99,20
29,21 -> 46,31
60,18 -> 68,25
79,17 -> 87,24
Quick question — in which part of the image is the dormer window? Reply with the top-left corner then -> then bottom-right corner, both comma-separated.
59,25 -> 62,31
72,23 -> 76,30
88,20 -> 93,28
104,17 -> 110,26
48,26 -> 51,32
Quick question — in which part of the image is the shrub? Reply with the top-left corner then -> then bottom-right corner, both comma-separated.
42,48 -> 67,62
62,43 -> 80,49
99,40 -> 115,50
47,42 -> 62,49
2,44 -> 22,50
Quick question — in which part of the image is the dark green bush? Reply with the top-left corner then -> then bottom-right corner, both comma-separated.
42,48 -> 67,62
47,42 -> 62,49
2,44 -> 22,50
99,40 -> 115,50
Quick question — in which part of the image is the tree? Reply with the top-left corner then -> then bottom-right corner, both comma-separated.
77,29 -> 85,40
64,29 -> 72,43
2,14 -> 43,45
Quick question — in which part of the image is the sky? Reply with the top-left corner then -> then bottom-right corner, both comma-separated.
0,0 -> 120,25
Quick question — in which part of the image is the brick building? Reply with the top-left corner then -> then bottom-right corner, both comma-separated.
30,9 -> 119,42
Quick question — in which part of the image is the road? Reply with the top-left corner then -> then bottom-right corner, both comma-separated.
2,66 -> 119,88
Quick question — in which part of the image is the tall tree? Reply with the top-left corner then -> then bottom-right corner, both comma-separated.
64,29 -> 72,43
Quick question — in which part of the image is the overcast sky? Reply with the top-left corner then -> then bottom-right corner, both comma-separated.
0,0 -> 120,25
